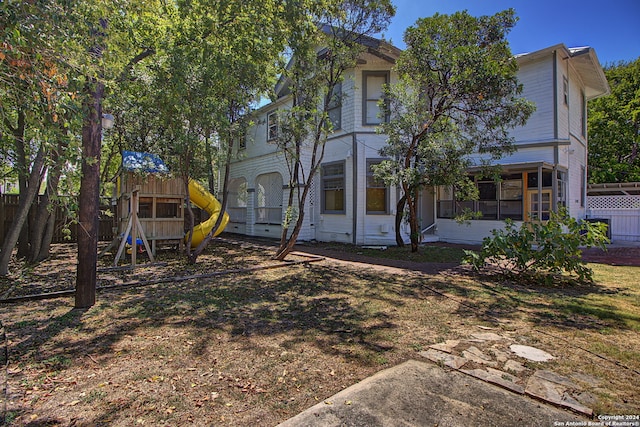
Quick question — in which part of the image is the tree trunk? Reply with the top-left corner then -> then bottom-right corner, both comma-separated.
274,207 -> 305,261
28,190 -> 48,263
37,203 -> 58,263
190,129 -> 234,263
30,135 -> 67,263
405,186 -> 420,253
395,194 -> 406,247
12,110 -> 30,259
0,146 -> 47,276
181,150 -> 195,262
278,158 -> 300,254
274,177 -> 312,261
75,80 -> 104,309
204,133 -> 216,194
29,156 -> 63,263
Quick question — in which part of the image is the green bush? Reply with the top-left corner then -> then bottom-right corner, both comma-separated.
464,208 -> 609,285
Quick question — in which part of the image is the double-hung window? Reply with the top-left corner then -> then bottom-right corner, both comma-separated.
366,159 -> 388,214
327,82 -> 342,131
321,162 -> 345,213
581,92 -> 587,137
363,71 -> 389,125
267,111 -> 278,141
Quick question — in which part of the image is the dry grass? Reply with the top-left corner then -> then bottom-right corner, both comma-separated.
0,237 -> 638,425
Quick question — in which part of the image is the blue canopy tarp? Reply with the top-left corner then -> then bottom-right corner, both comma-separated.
121,151 -> 169,174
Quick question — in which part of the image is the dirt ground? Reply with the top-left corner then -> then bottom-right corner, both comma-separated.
0,236 -> 638,426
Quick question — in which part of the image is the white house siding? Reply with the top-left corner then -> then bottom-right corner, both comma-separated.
567,139 -> 587,218
436,219 -> 512,245
314,135 -> 355,244
510,55 -> 555,143
470,146 -> 556,167
352,55 -> 398,134
566,60 -> 589,219
226,43 -> 607,248
354,133 -> 397,246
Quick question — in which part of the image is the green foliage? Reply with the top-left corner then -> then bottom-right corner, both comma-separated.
464,208 -> 610,285
273,0 -> 395,259
375,9 -> 535,251
588,57 -> 640,183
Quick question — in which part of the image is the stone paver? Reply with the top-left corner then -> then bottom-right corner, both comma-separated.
504,359 -> 529,374
533,370 -> 579,389
419,348 -> 468,369
489,347 -> 510,363
525,372 -> 593,417
461,368 -> 525,395
462,346 -> 498,366
421,333 -> 595,417
470,332 -> 504,342
428,339 -> 460,354
510,344 -> 555,362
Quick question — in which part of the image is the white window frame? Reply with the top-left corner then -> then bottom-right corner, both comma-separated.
267,111 -> 278,141
362,71 -> 389,126
327,82 -> 342,131
366,159 -> 389,214
321,161 -> 346,214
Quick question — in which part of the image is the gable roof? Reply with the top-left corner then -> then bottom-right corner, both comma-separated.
274,25 -> 401,99
515,44 -> 610,100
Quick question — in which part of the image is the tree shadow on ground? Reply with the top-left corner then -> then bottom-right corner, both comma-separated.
430,269 -> 640,332
2,241 -> 638,425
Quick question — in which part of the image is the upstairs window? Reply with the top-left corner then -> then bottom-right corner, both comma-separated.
363,71 -> 389,125
563,76 -> 569,105
581,92 -> 587,137
327,82 -> 342,130
267,111 -> 278,141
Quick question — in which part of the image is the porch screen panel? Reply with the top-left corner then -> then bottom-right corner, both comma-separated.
255,173 -> 283,224
477,181 -> 497,219
228,177 -> 248,223
499,174 -> 523,220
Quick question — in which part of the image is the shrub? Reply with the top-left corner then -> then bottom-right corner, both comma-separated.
464,208 -> 609,285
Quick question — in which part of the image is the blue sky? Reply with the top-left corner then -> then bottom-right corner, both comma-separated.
384,0 -> 640,66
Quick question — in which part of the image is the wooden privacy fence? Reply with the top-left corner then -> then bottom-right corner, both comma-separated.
0,194 -> 115,246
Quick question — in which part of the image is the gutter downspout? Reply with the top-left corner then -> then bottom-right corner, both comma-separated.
352,133 -> 358,245
553,50 -> 559,142
552,50 -> 559,214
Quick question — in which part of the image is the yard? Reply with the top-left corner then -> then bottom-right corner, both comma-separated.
0,236 -> 638,426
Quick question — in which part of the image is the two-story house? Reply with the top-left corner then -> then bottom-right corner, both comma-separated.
223,40 -> 609,246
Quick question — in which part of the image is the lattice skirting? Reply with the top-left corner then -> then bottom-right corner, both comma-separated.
587,195 -> 640,210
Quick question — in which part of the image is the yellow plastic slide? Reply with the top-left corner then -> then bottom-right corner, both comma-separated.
186,179 -> 230,247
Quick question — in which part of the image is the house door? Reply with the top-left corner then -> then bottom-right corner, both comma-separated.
527,189 -> 552,221
419,189 -> 435,230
